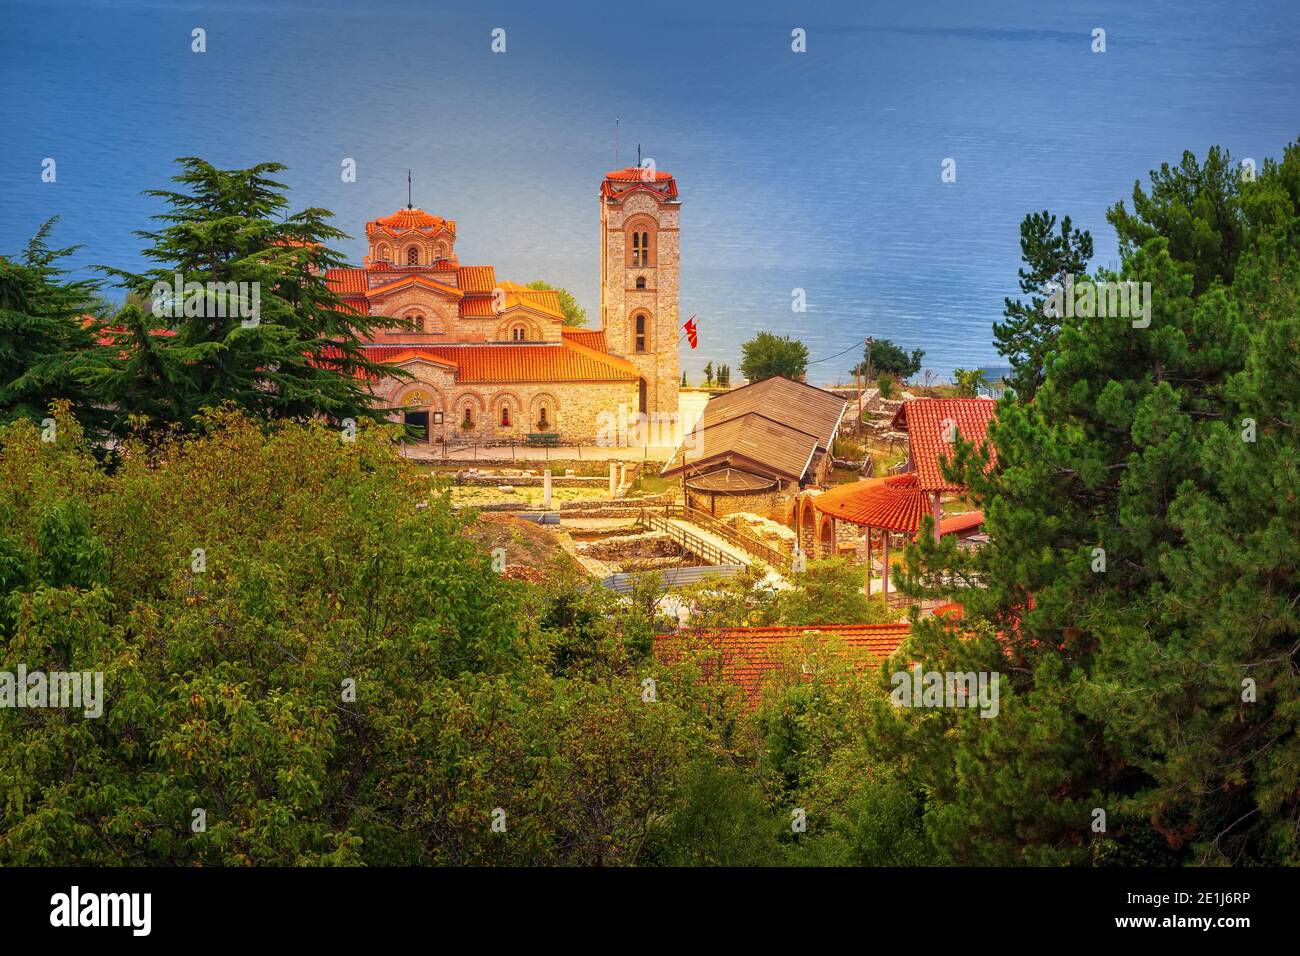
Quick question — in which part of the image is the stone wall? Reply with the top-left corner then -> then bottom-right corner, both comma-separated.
686,489 -> 779,519
380,366 -> 638,444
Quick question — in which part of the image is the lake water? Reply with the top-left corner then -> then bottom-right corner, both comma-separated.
2,0 -> 1297,384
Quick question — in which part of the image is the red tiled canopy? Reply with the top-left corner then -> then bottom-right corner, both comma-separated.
890,398 -> 997,492
811,473 -> 931,533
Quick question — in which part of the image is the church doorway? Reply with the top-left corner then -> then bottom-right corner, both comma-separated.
404,410 -> 429,443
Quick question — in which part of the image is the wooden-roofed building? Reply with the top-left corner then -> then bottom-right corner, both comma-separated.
661,377 -> 848,517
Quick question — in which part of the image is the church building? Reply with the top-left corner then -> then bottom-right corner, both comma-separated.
325,166 -> 682,444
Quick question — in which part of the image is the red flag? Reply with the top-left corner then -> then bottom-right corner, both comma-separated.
683,316 -> 698,349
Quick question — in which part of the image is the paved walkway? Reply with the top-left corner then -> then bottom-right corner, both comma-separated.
661,516 -> 790,590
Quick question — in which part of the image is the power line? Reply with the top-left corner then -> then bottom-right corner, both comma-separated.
806,335 -> 869,366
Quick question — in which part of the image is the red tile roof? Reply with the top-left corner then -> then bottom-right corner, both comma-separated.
601,167 -> 679,201
366,275 -> 464,301
937,510 -> 985,536
812,473 -> 931,532
456,266 -> 497,293
460,296 -> 497,317
324,267 -> 368,295
560,328 -> 608,351
365,207 -> 455,237
890,398 -> 997,492
365,341 -> 638,383
654,624 -> 910,703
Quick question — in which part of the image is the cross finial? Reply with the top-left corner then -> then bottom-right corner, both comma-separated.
407,169 -> 413,209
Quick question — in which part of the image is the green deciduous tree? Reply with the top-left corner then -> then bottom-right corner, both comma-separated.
739,332 -> 809,383
852,338 -> 924,380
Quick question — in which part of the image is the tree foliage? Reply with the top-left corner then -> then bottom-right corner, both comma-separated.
992,211 -> 1094,401
524,280 -> 586,327
79,158 -> 401,439
739,331 -> 809,383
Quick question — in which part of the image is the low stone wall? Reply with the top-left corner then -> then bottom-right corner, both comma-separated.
456,472 -> 608,488
577,531 -> 682,561
724,511 -> 799,557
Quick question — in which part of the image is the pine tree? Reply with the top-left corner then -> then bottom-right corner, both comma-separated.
886,138 -> 1300,865
992,212 -> 1094,402
0,220 -> 112,439
82,158 -> 404,438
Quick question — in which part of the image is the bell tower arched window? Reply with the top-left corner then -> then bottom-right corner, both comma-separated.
635,313 -> 647,353
635,276 -> 646,290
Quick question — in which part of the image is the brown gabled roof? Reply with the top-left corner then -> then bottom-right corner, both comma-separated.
701,376 -> 847,449
661,377 -> 847,483
661,415 -> 822,483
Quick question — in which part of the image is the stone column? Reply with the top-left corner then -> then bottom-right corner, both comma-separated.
543,469 -> 552,510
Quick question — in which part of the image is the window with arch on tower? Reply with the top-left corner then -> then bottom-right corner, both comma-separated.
631,230 -> 652,267
407,246 -> 420,266
635,276 -> 646,290
635,313 -> 647,353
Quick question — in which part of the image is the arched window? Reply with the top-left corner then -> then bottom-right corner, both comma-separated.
410,314 -> 425,333
377,243 -> 391,262
511,325 -> 527,341
632,231 -> 642,267
500,405 -> 511,427
537,406 -> 549,430
407,246 -> 420,266
635,313 -> 647,353
635,276 -> 646,290
462,406 -> 474,428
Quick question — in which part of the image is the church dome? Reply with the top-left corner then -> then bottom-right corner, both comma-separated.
366,207 -> 456,237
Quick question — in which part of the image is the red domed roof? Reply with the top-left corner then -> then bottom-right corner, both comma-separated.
365,207 -> 455,236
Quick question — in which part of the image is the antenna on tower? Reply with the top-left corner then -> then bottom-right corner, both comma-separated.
407,169 -> 413,209
637,143 -> 642,168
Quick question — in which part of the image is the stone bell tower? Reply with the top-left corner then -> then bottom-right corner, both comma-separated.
599,162 -> 680,415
